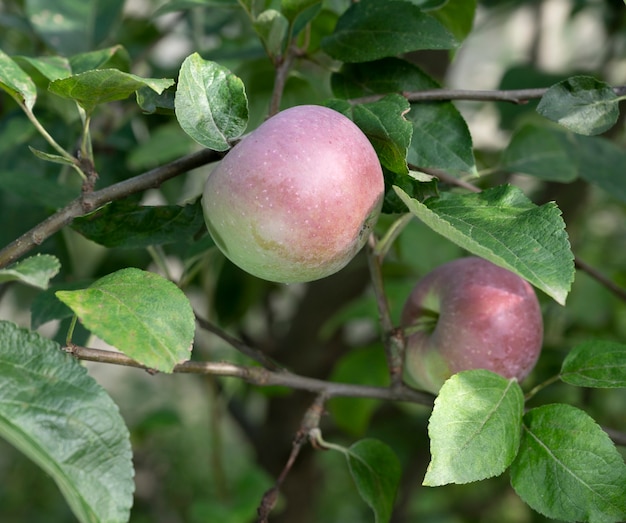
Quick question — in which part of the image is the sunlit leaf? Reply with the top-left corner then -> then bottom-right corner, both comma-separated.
424,370 -> 524,486
511,404 -> 626,523
395,184 -> 574,304
175,53 -> 248,151
56,268 -> 195,372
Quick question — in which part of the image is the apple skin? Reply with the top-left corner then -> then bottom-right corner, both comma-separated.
202,105 -> 384,283
401,257 -> 543,394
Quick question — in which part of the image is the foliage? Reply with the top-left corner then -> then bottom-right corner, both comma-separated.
0,0 -> 625,522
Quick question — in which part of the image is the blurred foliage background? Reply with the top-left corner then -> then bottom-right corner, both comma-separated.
0,0 -> 625,522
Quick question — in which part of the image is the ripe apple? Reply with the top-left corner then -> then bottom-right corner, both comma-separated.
202,105 -> 384,283
401,257 -> 543,394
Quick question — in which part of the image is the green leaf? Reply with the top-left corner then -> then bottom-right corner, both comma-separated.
0,49 -> 37,110
346,439 -> 401,523
0,254 -> 60,289
25,0 -> 126,55
430,0 -> 477,42
326,94 -> 412,175
424,370 -> 524,486
71,200 -> 206,249
407,101 -> 477,177
561,340 -> 626,388
29,146 -> 77,166
501,123 -> 579,182
48,69 -> 174,114
511,404 -> 626,523
537,76 -> 620,136
69,45 -> 131,75
328,346 -> 389,436
576,134 -> 626,204
331,58 -> 476,176
321,0 -> 457,63
55,268 -> 195,372
136,86 -> 176,115
254,9 -> 289,56
13,55 -> 72,82
31,281 -> 91,329
281,0 -> 320,22
0,321 -> 134,523
175,53 -> 249,151
394,184 -> 574,305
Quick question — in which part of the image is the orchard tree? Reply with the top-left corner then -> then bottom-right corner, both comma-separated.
0,0 -> 626,522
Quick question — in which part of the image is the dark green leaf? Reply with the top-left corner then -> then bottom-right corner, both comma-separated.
72,200 -> 206,248
501,123 -> 579,182
576,134 -> 626,204
395,184 -> 574,304
175,53 -> 248,151
49,69 -> 174,113
55,268 -> 195,372
511,404 -> 626,523
383,168 -> 439,214
424,370 -> 524,486
0,49 -> 37,110
537,76 -> 620,136
0,168 -> 77,209
328,347 -> 389,436
346,439 -> 401,523
430,0 -> 477,42
326,94 -> 412,175
25,0 -> 126,55
281,0 -> 320,22
561,340 -> 626,388
0,254 -> 60,289
69,45 -> 131,75
321,0 -> 457,63
331,59 -> 476,176
136,86 -> 176,114
407,101 -> 477,177
0,321 -> 134,523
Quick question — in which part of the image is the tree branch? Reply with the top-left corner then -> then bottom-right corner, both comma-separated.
0,148 -> 225,269
351,85 -> 626,105
63,344 -> 435,406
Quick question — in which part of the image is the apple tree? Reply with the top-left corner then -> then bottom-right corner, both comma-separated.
0,0 -> 625,522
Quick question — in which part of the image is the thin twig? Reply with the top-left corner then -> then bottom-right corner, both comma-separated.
256,393 -> 327,522
195,312 -> 284,371
350,85 -> 626,106
63,344 -> 435,405
0,148 -> 224,269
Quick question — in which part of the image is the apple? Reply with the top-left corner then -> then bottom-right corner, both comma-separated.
202,105 -> 384,283
401,257 -> 543,394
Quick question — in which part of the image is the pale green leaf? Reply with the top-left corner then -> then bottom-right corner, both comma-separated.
0,254 -> 60,289
49,69 -> 174,113
56,268 -> 195,372
0,49 -> 37,110
424,370 -> 524,486
175,53 -> 248,151
0,321 -> 134,523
